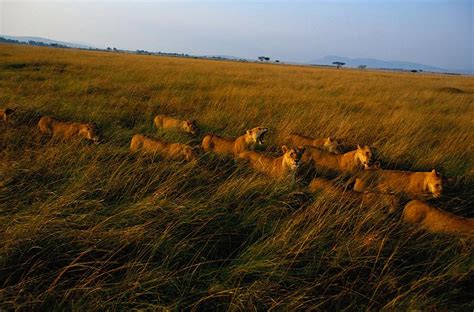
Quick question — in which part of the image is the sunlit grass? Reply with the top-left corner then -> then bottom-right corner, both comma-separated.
0,44 -> 473,310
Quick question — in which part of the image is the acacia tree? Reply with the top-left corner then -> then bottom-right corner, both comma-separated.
332,61 -> 346,69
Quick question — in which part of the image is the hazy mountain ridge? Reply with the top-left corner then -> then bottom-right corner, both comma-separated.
308,55 -> 461,73
0,35 -> 95,50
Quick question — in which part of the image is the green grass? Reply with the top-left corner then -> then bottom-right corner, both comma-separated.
1,44 -> 473,310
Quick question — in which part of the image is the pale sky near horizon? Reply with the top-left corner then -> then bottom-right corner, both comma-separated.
0,0 -> 472,71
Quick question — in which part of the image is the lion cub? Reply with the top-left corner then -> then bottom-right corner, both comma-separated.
353,169 -> 442,199
154,115 -> 199,135
287,133 -> 341,154
403,200 -> 474,235
238,145 -> 304,180
201,127 -> 268,156
301,145 -> 373,174
38,116 -> 100,143
130,134 -> 196,162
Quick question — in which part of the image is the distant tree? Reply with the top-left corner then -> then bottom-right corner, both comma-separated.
332,61 -> 346,69
258,56 -> 270,62
358,65 -> 367,70
107,47 -> 112,51
411,70 -> 418,73
113,47 -> 117,51
264,57 -> 270,61
275,60 -> 280,63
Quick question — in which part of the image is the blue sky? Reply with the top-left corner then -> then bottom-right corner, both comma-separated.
1,0 -> 472,70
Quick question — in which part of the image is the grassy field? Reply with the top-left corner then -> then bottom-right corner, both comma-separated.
1,44 -> 473,310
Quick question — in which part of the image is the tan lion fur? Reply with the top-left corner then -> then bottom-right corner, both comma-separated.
287,133 -> 341,154
154,114 -> 199,135
38,116 -> 100,143
201,127 -> 268,156
130,134 -> 196,162
309,177 -> 399,213
238,145 -> 304,180
301,144 -> 373,174
353,169 -> 442,199
403,200 -> 474,235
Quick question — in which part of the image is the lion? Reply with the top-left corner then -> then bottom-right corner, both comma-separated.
287,133 -> 341,154
130,134 -> 196,162
38,116 -> 100,143
403,200 -> 474,235
308,177 -> 342,195
153,114 -> 199,135
238,145 -> 304,180
309,177 -> 399,212
201,127 -> 268,156
0,107 -> 17,123
301,144 -> 373,174
353,169 -> 442,199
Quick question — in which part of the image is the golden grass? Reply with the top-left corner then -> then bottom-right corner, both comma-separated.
0,44 -> 473,310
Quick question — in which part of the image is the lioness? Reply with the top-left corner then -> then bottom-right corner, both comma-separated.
308,177 -> 342,195
238,145 -> 304,180
154,115 -> 199,135
301,144 -> 373,174
309,177 -> 399,212
38,116 -> 100,143
201,127 -> 268,155
353,169 -> 442,199
287,133 -> 341,154
403,200 -> 474,235
130,134 -> 196,162
0,107 -> 16,123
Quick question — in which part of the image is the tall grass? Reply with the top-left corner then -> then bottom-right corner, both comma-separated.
1,44 -> 473,310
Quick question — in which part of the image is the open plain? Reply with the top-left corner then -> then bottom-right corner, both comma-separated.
1,44 -> 473,310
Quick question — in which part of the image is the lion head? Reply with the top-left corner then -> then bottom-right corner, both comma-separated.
324,137 -> 341,154
80,123 -> 100,144
355,145 -> 373,167
184,120 -> 199,135
426,169 -> 443,198
246,127 -> 268,145
282,145 -> 305,170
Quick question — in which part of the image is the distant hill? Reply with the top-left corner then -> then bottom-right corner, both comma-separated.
0,35 -> 95,50
308,55 -> 454,73
202,55 -> 250,60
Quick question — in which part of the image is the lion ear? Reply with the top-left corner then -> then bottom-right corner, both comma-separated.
431,169 -> 438,176
281,145 -> 288,153
357,144 -> 361,149
327,137 -> 332,142
246,130 -> 251,135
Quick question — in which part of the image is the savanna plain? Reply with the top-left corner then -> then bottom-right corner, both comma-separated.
1,44 -> 473,310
